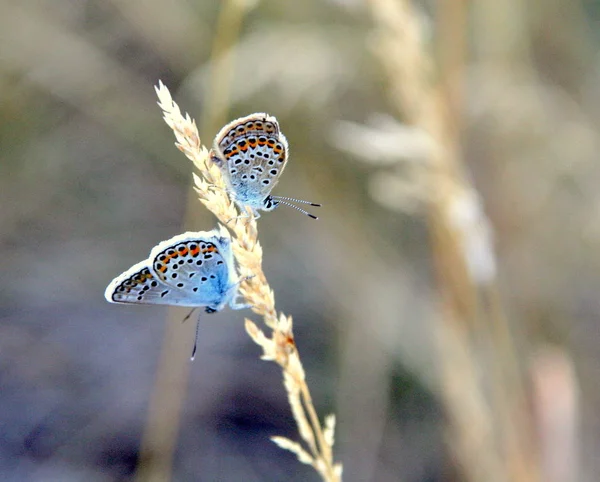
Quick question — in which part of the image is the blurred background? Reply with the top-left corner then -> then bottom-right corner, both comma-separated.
1,0 -> 599,481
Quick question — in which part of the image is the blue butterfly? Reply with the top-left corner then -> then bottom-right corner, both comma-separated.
210,113 -> 320,219
105,229 -> 248,358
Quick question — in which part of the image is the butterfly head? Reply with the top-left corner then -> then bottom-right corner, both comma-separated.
262,195 -> 279,212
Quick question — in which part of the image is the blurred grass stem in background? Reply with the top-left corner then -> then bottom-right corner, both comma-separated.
135,1 -> 257,481
201,0 -> 259,138
367,0 -> 539,480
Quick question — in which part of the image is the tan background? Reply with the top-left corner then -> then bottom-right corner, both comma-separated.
1,1 -> 599,481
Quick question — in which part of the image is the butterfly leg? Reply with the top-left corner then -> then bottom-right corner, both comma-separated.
225,207 -> 260,225
226,276 -> 254,310
225,210 -> 251,225
230,299 -> 252,310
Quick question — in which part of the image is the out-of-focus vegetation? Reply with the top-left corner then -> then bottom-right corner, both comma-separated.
1,1 -> 600,481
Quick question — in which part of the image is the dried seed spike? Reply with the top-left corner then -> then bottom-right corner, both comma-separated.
155,81 -> 342,481
270,437 -> 314,465
323,415 -> 336,447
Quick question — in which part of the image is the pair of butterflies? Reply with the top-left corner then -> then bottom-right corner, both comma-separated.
105,113 -> 319,357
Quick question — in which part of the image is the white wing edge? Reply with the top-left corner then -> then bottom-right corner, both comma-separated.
104,259 -> 152,304
212,112 -> 279,146
105,228 -> 233,304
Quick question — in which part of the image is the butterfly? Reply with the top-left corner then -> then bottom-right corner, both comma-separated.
209,113 -> 320,219
105,229 -> 248,359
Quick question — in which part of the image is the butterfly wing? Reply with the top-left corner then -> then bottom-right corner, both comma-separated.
147,231 -> 236,309
210,113 -> 288,210
213,113 -> 280,153
105,260 -> 196,306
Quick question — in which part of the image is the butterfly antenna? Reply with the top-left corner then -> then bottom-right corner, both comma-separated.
276,200 -> 319,219
191,315 -> 201,361
272,196 -> 321,207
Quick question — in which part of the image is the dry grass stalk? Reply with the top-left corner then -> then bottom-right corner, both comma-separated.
155,81 -> 342,482
367,0 -> 538,481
